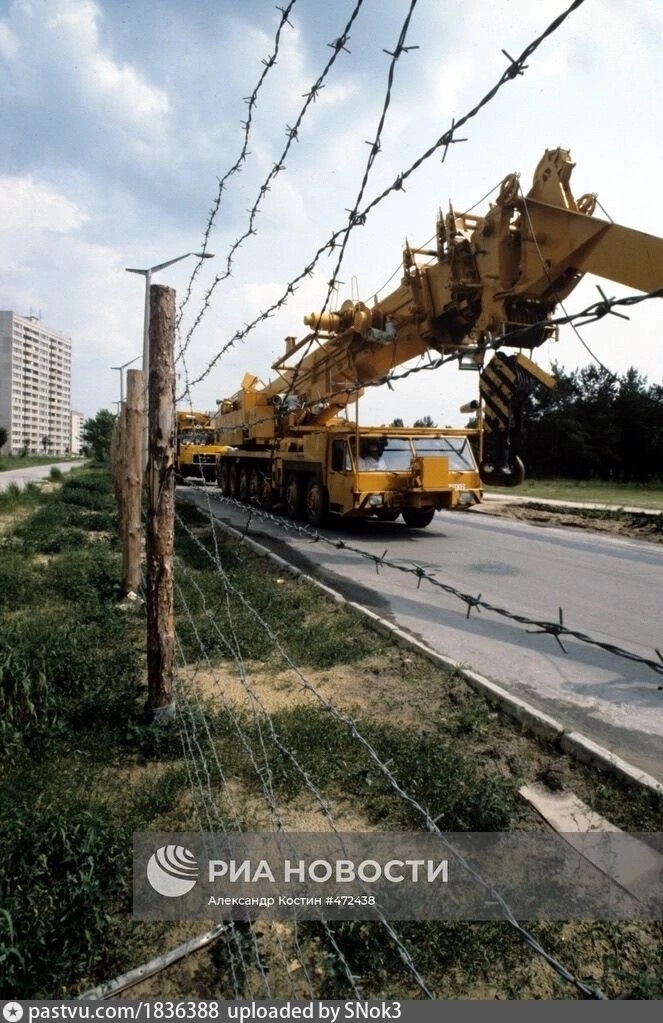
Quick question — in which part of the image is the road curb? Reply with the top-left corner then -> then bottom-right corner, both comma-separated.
201,509 -> 663,798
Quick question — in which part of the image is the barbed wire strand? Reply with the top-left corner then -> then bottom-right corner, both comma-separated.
173,507 -> 608,999
178,0 -> 588,400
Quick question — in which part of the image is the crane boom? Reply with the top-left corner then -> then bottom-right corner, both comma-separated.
209,149 -> 663,526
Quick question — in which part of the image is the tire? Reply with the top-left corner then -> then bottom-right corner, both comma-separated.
238,466 -> 249,503
217,461 -> 230,496
248,467 -> 262,506
229,464 -> 240,500
285,473 -> 304,520
375,510 -> 400,522
306,478 -> 328,527
402,508 -> 436,529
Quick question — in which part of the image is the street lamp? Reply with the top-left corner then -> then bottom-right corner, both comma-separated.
125,251 -> 215,381
111,354 -> 142,405
126,251 -> 215,469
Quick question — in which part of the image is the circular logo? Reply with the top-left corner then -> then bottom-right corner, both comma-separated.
146,845 -> 198,897
3,1005 -> 24,1022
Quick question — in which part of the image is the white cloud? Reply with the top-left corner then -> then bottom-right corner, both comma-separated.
0,175 -> 86,232
3,0 -> 171,153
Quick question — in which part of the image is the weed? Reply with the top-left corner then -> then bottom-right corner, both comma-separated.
0,610 -> 139,753
0,552 -> 39,609
0,797 -> 135,998
0,481 -> 41,514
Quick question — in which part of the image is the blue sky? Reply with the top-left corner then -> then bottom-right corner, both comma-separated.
1,0 -> 662,424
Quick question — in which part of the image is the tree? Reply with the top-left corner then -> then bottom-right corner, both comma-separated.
41,435 -> 51,454
389,418 -> 404,428
82,409 -> 117,462
413,415 -> 437,428
0,426 -> 7,452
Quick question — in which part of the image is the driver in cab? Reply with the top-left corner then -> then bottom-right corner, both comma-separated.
358,441 -> 386,471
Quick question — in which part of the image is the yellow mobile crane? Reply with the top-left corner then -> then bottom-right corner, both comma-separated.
175,410 -> 233,484
212,148 -> 663,528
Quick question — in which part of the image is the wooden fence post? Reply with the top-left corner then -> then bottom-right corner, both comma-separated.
110,403 -> 125,512
122,369 -> 145,596
144,284 -> 176,722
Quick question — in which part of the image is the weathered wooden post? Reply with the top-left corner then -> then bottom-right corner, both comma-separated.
109,403 -> 125,511
144,284 -> 176,723
122,368 -> 145,597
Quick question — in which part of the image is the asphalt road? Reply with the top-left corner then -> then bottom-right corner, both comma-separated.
0,461 -> 83,491
183,488 -> 663,782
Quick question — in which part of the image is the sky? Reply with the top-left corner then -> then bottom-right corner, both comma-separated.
1,0 -> 663,427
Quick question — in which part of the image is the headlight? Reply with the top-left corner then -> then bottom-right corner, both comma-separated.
366,494 -> 384,507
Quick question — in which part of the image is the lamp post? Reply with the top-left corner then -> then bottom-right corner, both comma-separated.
126,251 -> 214,468
125,251 -> 215,383
111,354 -> 142,406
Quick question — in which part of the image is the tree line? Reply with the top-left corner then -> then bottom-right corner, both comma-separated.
394,364 -> 663,483
521,363 -> 663,482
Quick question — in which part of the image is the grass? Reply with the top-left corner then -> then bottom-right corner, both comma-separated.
486,477 -> 663,510
1,471 -> 662,1000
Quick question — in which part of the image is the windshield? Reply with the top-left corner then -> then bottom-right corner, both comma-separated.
413,436 -> 477,470
350,435 -> 477,471
179,430 -> 215,445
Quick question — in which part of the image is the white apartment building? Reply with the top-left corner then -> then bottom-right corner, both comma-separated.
0,311 -> 72,455
70,409 -> 85,455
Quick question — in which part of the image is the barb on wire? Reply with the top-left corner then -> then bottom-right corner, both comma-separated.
465,593 -> 482,620
528,607 -> 568,654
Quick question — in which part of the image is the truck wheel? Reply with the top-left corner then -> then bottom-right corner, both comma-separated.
229,464 -> 240,500
248,468 -> 262,506
306,479 -> 328,527
402,508 -> 435,529
376,510 -> 400,522
285,473 -> 304,520
260,478 -> 274,510
238,466 -> 249,502
217,461 -> 230,496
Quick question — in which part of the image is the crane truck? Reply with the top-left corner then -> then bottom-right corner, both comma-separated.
175,410 -> 233,484
211,148 -> 663,529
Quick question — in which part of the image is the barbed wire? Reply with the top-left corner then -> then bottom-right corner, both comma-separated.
174,584 -> 355,996
178,0 -> 588,399
186,489 -> 663,679
173,545 -> 430,997
176,0 -> 368,391
175,0 -> 298,406
279,0 -> 422,406
172,506 -> 608,999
